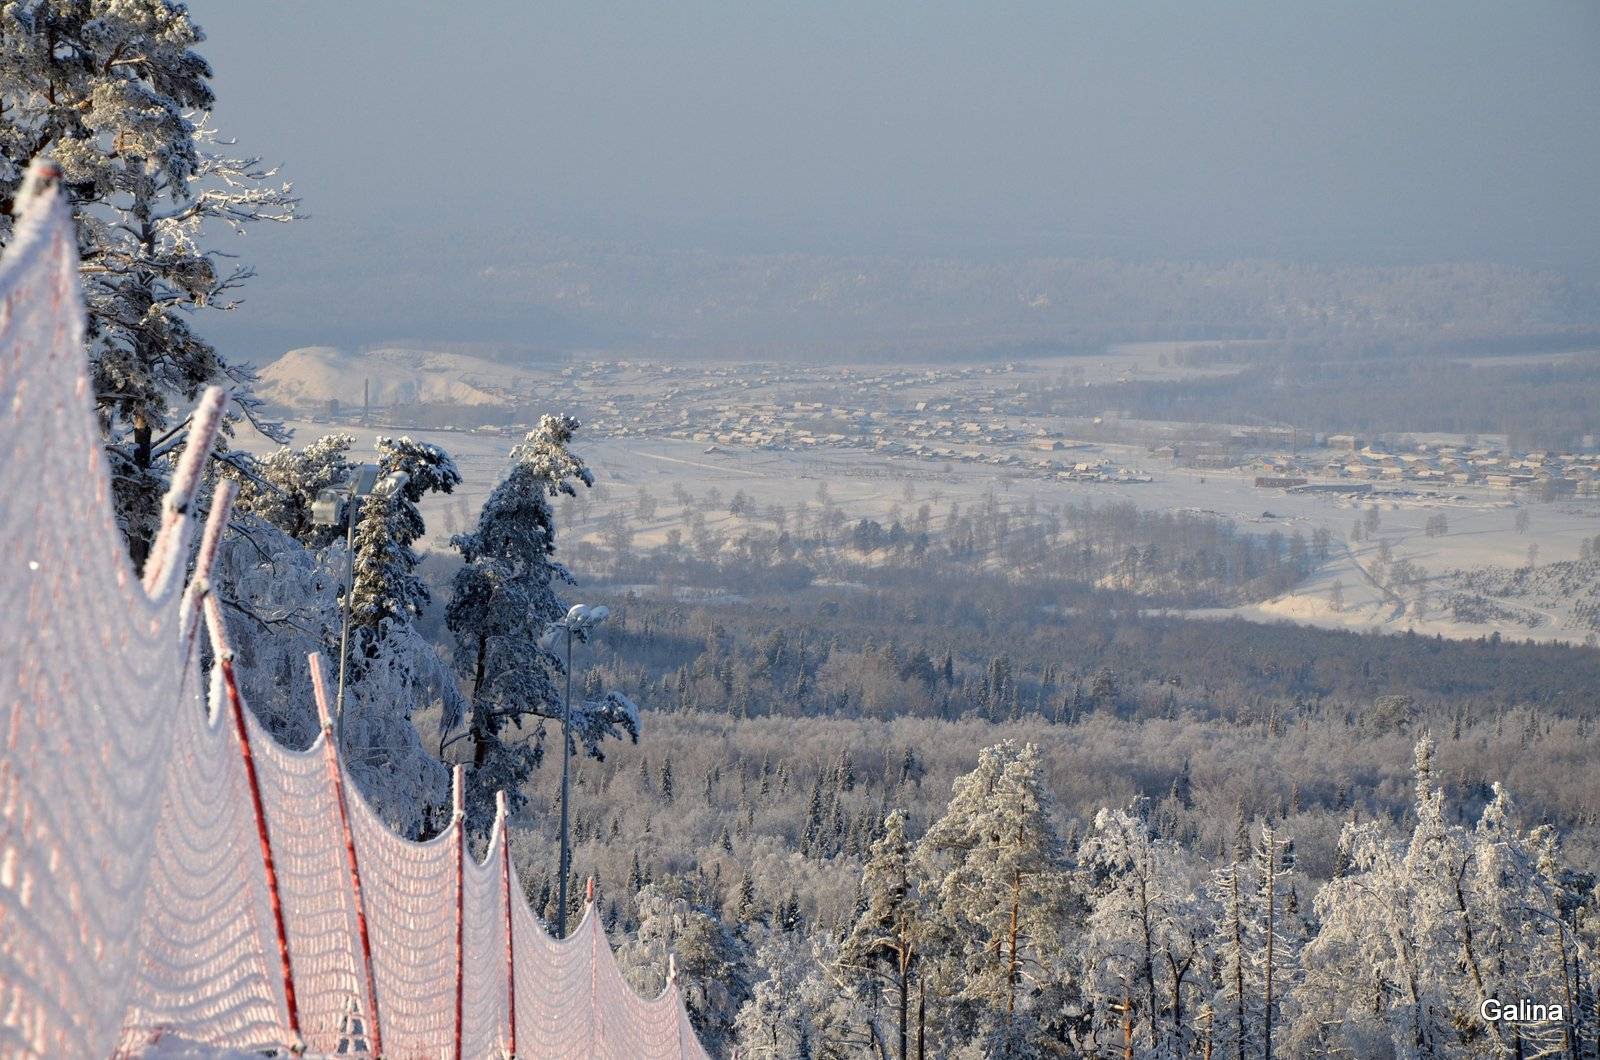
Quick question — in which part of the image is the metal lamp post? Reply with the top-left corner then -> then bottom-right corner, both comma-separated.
539,603 -> 609,937
311,463 -> 380,757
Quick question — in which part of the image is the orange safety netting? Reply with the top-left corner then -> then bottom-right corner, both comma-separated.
0,167 -> 710,1060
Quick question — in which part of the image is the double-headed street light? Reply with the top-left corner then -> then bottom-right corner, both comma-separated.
539,602 -> 609,937
312,463 -> 381,756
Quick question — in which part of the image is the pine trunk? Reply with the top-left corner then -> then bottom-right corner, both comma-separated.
896,947 -> 909,1060
1264,846 -> 1275,1060
1139,873 -> 1157,1048
471,633 -> 489,770
129,416 -> 153,571
1006,869 -> 1022,1018
916,974 -> 925,1060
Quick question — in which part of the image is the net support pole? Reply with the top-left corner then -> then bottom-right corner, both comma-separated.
177,481 -> 235,691
141,384 -> 226,596
588,877 -> 602,1055
453,764 -> 466,1060
203,594 -> 303,1052
498,791 -> 518,1058
309,652 -> 382,1058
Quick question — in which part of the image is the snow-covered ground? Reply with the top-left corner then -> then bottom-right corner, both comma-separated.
241,419 -> 1600,645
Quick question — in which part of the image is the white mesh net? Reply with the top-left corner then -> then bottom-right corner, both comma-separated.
0,171 -> 711,1059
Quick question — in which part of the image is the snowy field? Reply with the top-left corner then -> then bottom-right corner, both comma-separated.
243,419 -> 1600,646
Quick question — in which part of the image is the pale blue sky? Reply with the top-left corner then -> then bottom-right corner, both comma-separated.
196,1 -> 1600,357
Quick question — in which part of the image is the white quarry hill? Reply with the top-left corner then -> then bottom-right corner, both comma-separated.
257,345 -> 522,409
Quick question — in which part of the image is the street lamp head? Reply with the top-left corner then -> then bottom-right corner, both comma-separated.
541,602 -> 608,654
311,488 -> 343,527
350,463 -> 381,496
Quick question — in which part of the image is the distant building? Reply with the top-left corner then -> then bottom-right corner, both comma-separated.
1254,476 -> 1308,488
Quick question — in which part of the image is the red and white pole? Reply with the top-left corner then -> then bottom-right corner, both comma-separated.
203,593 -> 302,1051
309,652 -> 382,1057
176,481 -> 234,698
498,791 -> 518,1058
452,764 -> 466,1060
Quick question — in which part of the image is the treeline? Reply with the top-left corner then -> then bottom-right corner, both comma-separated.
469,235 -> 1600,362
569,486 -> 1328,609
1038,356 -> 1600,452
574,566 -> 1600,727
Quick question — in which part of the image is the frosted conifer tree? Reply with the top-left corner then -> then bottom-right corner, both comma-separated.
618,884 -> 751,1055
1289,734 -> 1571,1058
446,414 -> 637,833
1209,856 -> 1256,1060
1079,806 -> 1210,1057
210,430 -> 458,834
211,514 -> 344,748
228,432 -> 356,548
212,500 -> 450,836
915,741 -> 1071,1058
1250,824 -> 1302,1060
735,935 -> 818,1059
350,477 -> 423,631
350,436 -> 460,631
0,0 -> 299,567
839,810 -> 926,1060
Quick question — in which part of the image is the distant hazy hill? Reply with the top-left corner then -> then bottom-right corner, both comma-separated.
257,346 -> 521,410
460,244 -> 1600,362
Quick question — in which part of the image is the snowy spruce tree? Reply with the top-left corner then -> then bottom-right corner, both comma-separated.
1289,734 -> 1571,1058
735,933 -> 820,1060
1078,806 -> 1211,1057
446,415 -> 637,833
838,810 -> 927,1060
229,432 -> 356,548
915,741 -> 1072,1058
350,436 -> 461,631
1249,824 -> 1302,1060
1210,856 -> 1255,1060
618,883 -> 751,1056
1204,821 -> 1303,1060
210,505 -> 346,749
0,0 -> 299,568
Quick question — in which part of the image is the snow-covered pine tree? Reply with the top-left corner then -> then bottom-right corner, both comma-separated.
0,0 -> 299,567
618,883 -> 752,1056
1466,784 -> 1573,1058
212,496 -> 452,836
1289,734 -> 1573,1058
350,436 -> 460,632
839,810 -> 926,1060
211,511 -> 345,748
446,415 -> 637,833
915,741 -> 1071,1058
735,934 -> 819,1059
1251,823 -> 1303,1060
1209,856 -> 1256,1060
211,430 -> 459,835
1079,806 -> 1211,1057
349,476 -> 422,631
228,432 -> 356,548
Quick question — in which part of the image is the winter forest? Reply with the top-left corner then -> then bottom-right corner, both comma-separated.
4,3 -> 1600,1059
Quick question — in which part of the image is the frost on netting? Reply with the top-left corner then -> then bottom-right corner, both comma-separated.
0,166 -> 708,1059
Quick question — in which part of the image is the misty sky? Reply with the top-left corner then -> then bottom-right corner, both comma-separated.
197,1 -> 1600,358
